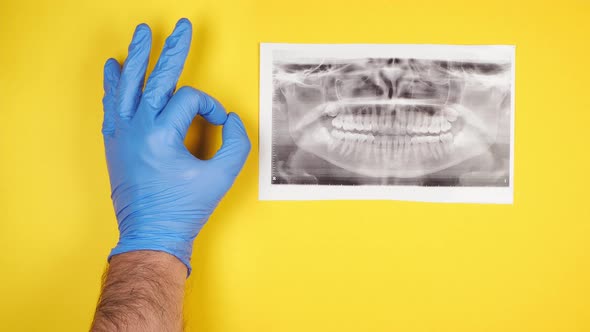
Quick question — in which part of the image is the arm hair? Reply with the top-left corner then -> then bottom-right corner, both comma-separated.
91,251 -> 187,332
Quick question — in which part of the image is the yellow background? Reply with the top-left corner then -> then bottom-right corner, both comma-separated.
1,0 -> 589,331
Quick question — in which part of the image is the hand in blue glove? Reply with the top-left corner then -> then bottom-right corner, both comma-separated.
101,19 -> 250,275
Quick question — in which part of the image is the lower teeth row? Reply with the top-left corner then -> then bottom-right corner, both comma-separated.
325,129 -> 454,162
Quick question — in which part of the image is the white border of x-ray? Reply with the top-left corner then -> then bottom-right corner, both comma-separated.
259,43 -> 515,204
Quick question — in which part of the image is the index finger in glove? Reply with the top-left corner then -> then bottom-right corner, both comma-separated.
139,18 -> 192,116
159,86 -> 228,139
102,58 -> 121,135
211,112 -> 251,175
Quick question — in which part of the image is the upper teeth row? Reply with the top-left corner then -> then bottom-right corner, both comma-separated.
330,107 -> 457,135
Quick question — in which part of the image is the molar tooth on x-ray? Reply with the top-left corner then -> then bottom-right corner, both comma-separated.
262,44 -> 514,201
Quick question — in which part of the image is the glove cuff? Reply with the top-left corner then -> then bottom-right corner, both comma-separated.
108,241 -> 193,277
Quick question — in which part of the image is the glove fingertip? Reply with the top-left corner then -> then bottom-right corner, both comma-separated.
226,111 -> 241,122
134,23 -> 152,36
224,113 -> 250,144
105,57 -> 119,67
196,90 -> 226,125
176,18 -> 192,29
212,112 -> 250,170
210,98 -> 228,125
225,112 -> 247,131
103,58 -> 121,94
128,24 -> 152,54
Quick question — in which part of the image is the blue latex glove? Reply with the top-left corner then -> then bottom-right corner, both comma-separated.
101,19 -> 250,275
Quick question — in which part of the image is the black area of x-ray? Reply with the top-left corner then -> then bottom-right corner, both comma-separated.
271,57 -> 511,186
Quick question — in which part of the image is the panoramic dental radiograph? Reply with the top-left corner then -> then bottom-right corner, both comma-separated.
271,55 -> 512,187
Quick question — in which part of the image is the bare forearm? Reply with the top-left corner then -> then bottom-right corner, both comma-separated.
91,251 -> 187,332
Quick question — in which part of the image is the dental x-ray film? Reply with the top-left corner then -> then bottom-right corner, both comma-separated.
259,44 -> 515,203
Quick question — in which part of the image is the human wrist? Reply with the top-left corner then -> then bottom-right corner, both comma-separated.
92,250 -> 186,331
109,233 -> 195,276
109,250 -> 187,277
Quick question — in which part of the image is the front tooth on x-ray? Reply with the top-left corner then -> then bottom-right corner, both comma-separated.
376,109 -> 384,131
408,136 -> 416,163
378,136 -> 388,164
397,110 -> 407,135
383,112 -> 393,133
398,136 -> 405,163
366,111 -> 374,131
379,137 -> 388,162
371,106 -> 378,130
414,112 -> 423,133
398,136 -> 405,161
408,112 -> 417,134
410,136 -> 420,162
411,111 -> 420,134
392,118 -> 401,135
392,137 -> 399,161
402,135 -> 411,162
371,137 -> 380,163
393,136 -> 401,161
408,135 -> 417,162
380,137 -> 389,163
389,137 -> 397,163
372,136 -> 381,163
418,113 -> 427,134
373,136 -> 382,163
414,112 -> 424,133
406,111 -> 415,134
410,136 -> 420,160
386,137 -> 394,163
382,109 -> 391,131
422,115 -> 432,134
390,137 -> 397,161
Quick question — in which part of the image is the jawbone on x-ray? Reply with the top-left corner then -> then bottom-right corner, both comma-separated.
259,44 -> 515,203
